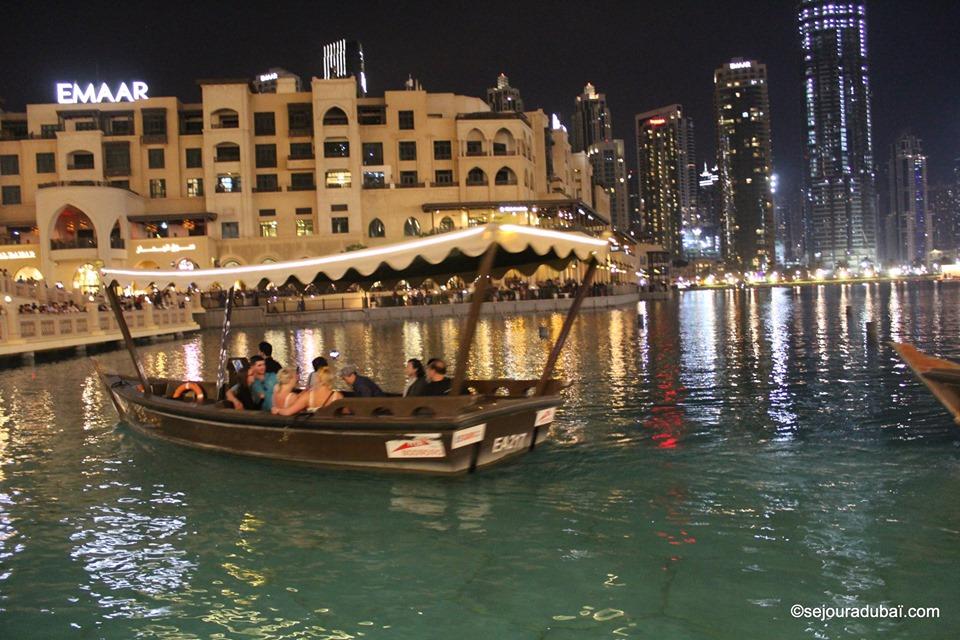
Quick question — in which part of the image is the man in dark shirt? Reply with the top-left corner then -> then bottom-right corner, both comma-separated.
258,341 -> 283,374
339,364 -> 384,397
423,358 -> 453,396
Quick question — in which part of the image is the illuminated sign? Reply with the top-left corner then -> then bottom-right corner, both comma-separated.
498,206 -> 529,213
258,72 -> 279,82
648,118 -> 666,126
729,61 -> 752,70
135,243 -> 197,255
56,82 -> 149,105
0,250 -> 37,260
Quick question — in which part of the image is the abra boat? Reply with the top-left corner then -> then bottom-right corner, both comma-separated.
891,341 -> 960,426
96,223 -> 609,474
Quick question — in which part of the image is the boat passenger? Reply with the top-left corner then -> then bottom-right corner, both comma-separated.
258,341 -> 283,374
339,364 -> 385,397
226,360 -> 267,410
306,356 -> 329,389
403,359 -> 428,397
423,358 -> 453,396
272,366 -> 343,415
272,368 -> 300,411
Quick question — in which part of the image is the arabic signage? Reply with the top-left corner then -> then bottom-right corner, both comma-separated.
135,243 -> 197,255
0,250 -> 37,261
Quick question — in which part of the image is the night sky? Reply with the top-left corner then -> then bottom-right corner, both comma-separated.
3,0 -> 958,192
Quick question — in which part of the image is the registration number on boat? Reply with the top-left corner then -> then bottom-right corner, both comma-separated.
491,433 -> 529,453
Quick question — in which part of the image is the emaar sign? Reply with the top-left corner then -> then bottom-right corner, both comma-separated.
56,82 -> 149,104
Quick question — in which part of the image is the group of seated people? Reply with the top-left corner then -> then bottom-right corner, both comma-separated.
18,301 -> 85,314
225,341 -> 453,414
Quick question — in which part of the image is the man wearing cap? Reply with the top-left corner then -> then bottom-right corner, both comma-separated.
339,364 -> 384,397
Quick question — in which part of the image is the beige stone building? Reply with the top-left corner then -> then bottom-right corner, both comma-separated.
0,77 -> 636,289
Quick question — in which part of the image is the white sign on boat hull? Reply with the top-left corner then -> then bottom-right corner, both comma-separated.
534,407 -> 556,427
451,424 -> 486,449
386,436 -> 446,458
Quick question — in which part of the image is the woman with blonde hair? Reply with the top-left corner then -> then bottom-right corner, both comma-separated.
271,366 -> 343,415
272,367 -> 300,412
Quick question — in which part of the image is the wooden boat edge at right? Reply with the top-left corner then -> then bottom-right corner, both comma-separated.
890,341 -> 960,426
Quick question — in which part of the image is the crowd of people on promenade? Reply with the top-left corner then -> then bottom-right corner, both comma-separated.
225,341 -> 452,414
18,301 -> 84,314
202,277 -> 617,311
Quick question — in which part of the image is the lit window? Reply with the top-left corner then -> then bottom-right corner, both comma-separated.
186,178 -> 204,197
325,170 -> 352,189
260,221 -> 278,237
296,219 -> 313,236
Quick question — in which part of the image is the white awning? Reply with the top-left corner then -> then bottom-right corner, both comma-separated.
101,223 -> 608,289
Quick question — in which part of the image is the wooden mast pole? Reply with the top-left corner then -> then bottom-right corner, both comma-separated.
103,281 -> 152,395
450,244 -> 498,396
215,286 -> 236,400
535,259 -> 598,396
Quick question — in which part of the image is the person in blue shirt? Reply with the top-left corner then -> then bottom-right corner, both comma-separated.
339,363 -> 384,397
226,356 -> 271,410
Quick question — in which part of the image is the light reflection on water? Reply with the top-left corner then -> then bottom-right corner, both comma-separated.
0,282 -> 958,638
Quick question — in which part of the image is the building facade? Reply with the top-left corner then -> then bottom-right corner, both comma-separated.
635,105 -> 696,258
588,140 -> 629,234
486,74 -> 524,113
693,164 -> 722,259
886,134 -> 929,266
799,0 -> 877,269
570,83 -> 612,154
714,59 -> 775,271
0,78 -> 634,289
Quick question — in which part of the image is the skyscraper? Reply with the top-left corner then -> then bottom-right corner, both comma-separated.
714,59 -> 775,271
571,83 -> 629,232
322,39 -> 367,97
571,83 -> 612,153
588,140 -> 630,232
486,74 -> 524,113
696,164 -> 722,259
887,134 -> 930,266
635,105 -> 696,257
799,1 -> 877,269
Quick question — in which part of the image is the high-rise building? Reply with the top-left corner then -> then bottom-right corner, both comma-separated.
486,74 -> 524,113
322,39 -> 367,97
570,83 -> 628,232
627,169 -> 641,237
694,164 -> 722,259
887,134 -> 929,266
571,83 -> 612,153
799,1 -> 877,269
635,105 -> 696,257
588,140 -> 629,232
714,59 -> 775,271
929,183 -> 959,260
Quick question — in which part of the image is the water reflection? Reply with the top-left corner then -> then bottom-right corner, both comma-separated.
0,282 -> 959,638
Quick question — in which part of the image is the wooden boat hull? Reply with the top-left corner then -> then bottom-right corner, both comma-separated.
99,373 -> 562,474
891,342 -> 960,426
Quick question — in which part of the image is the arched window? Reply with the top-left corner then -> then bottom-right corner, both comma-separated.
466,128 -> 485,156
493,128 -> 516,156
368,218 -> 385,238
438,216 -> 455,232
322,107 -> 349,126
14,267 -> 43,282
495,167 -> 517,185
404,217 -> 422,237
52,206 -> 97,249
466,167 -> 487,186
211,108 -> 239,129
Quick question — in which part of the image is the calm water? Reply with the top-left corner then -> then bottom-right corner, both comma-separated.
1,282 -> 959,639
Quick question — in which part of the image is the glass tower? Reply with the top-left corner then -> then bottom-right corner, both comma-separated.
799,1 -> 877,268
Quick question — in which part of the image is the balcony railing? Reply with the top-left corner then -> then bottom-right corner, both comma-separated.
252,186 -> 282,193
362,182 -> 387,190
397,182 -> 426,189
215,154 -> 241,163
141,134 -> 168,144
430,181 -> 459,187
211,122 -> 239,129
465,150 -> 485,156
104,166 -> 131,177
287,184 -> 317,191
288,154 -> 314,161
38,180 -> 133,192
51,238 -> 97,250
67,163 -> 96,170
110,237 -> 126,249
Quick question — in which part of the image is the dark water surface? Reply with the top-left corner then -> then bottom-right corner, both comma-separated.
1,282 -> 958,639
